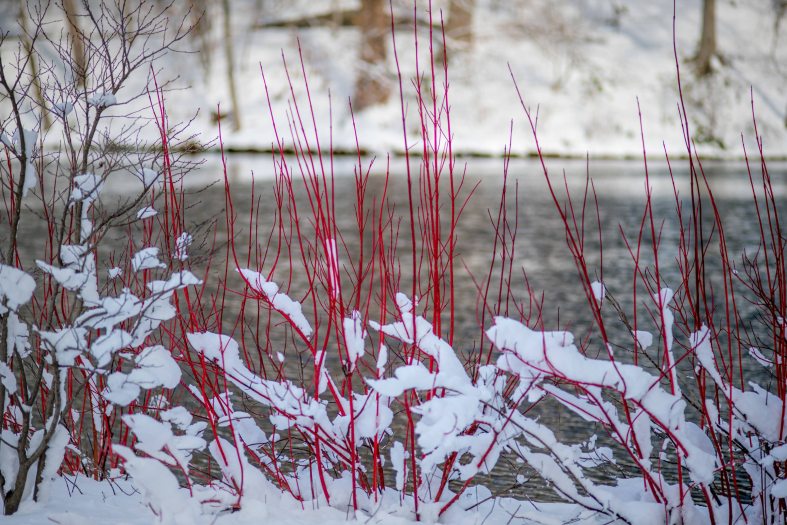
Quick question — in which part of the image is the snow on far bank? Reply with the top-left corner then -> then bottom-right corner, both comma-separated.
151,0 -> 787,159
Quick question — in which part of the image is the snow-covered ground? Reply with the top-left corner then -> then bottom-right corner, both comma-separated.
1,475 -> 653,525
154,0 -> 787,158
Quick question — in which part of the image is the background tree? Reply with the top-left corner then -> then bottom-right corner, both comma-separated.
446,0 -> 475,49
694,0 -> 716,75
0,0 -> 193,514
353,0 -> 389,111
62,0 -> 87,87
222,0 -> 242,130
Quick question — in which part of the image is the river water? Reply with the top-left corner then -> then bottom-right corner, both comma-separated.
159,154 -> 782,502
21,154 -> 786,502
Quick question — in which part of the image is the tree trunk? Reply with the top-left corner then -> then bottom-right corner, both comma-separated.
353,0 -> 389,111
62,0 -> 86,88
435,0 -> 475,67
222,0 -> 241,131
18,2 -> 50,130
695,0 -> 716,76
447,0 -> 474,48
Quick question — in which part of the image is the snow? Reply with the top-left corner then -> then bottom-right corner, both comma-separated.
89,329 -> 133,367
2,128 -> 38,197
376,343 -> 388,371
488,312 -> 719,485
103,373 -> 141,406
0,362 -> 16,394
5,311 -> 30,360
132,247 -> 167,272
632,330 -> 653,350
749,347 -> 772,368
103,347 -> 180,406
237,268 -> 313,337
76,290 -> 143,331
369,293 -> 469,382
120,412 -> 205,473
137,206 -> 158,220
53,100 -> 74,116
70,173 -> 103,240
390,441 -> 407,491
590,280 -> 605,302
38,327 -> 88,367
0,264 -> 35,313
36,425 -> 70,502
136,168 -> 160,187
343,310 -> 366,367
87,92 -> 117,108
368,363 -> 434,397
772,479 -> 787,499
111,447 -> 201,525
37,255 -> 100,306
70,172 -> 103,203
333,393 -> 393,446
127,345 -> 181,390
130,271 -> 202,346
174,232 -> 193,261
187,332 -> 332,433
129,0 -> 787,159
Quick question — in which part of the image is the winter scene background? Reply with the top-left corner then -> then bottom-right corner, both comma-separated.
1,1 -> 786,524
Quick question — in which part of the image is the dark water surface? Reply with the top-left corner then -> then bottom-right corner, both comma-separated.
21,154 -> 786,502
176,155 -> 784,501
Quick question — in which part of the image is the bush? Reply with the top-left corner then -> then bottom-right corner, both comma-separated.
2,2 -> 785,524
0,0 -> 197,514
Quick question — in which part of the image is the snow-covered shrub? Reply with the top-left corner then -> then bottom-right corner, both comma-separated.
0,0 -> 196,515
500,56 -> 787,522
167,7 -> 787,525
1,2 -> 780,524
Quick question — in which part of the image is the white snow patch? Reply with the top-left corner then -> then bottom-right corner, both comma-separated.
238,269 -> 313,337
136,206 -> 157,220
132,247 -> 166,272
87,92 -> 117,107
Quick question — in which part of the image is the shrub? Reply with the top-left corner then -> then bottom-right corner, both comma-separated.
0,0 -> 198,515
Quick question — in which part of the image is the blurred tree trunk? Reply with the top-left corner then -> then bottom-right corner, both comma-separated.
773,0 -> 786,50
435,0 -> 475,67
694,0 -> 716,76
222,0 -> 241,130
353,0 -> 389,111
63,0 -> 86,88
447,0 -> 474,48
18,1 -> 50,130
190,0 -> 213,73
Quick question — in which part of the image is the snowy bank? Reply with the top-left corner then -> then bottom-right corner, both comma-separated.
153,0 -> 787,158
2,475 -> 686,525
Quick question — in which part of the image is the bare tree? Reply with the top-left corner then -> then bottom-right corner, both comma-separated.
446,0 -> 475,49
353,0 -> 389,111
222,0 -> 242,130
62,0 -> 87,87
694,0 -> 716,76
17,1 -> 50,130
0,0 -> 194,514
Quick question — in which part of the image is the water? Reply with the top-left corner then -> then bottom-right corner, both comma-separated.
22,154 -> 787,502
168,154 -> 783,502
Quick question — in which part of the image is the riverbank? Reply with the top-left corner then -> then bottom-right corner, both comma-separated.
151,0 -> 787,159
